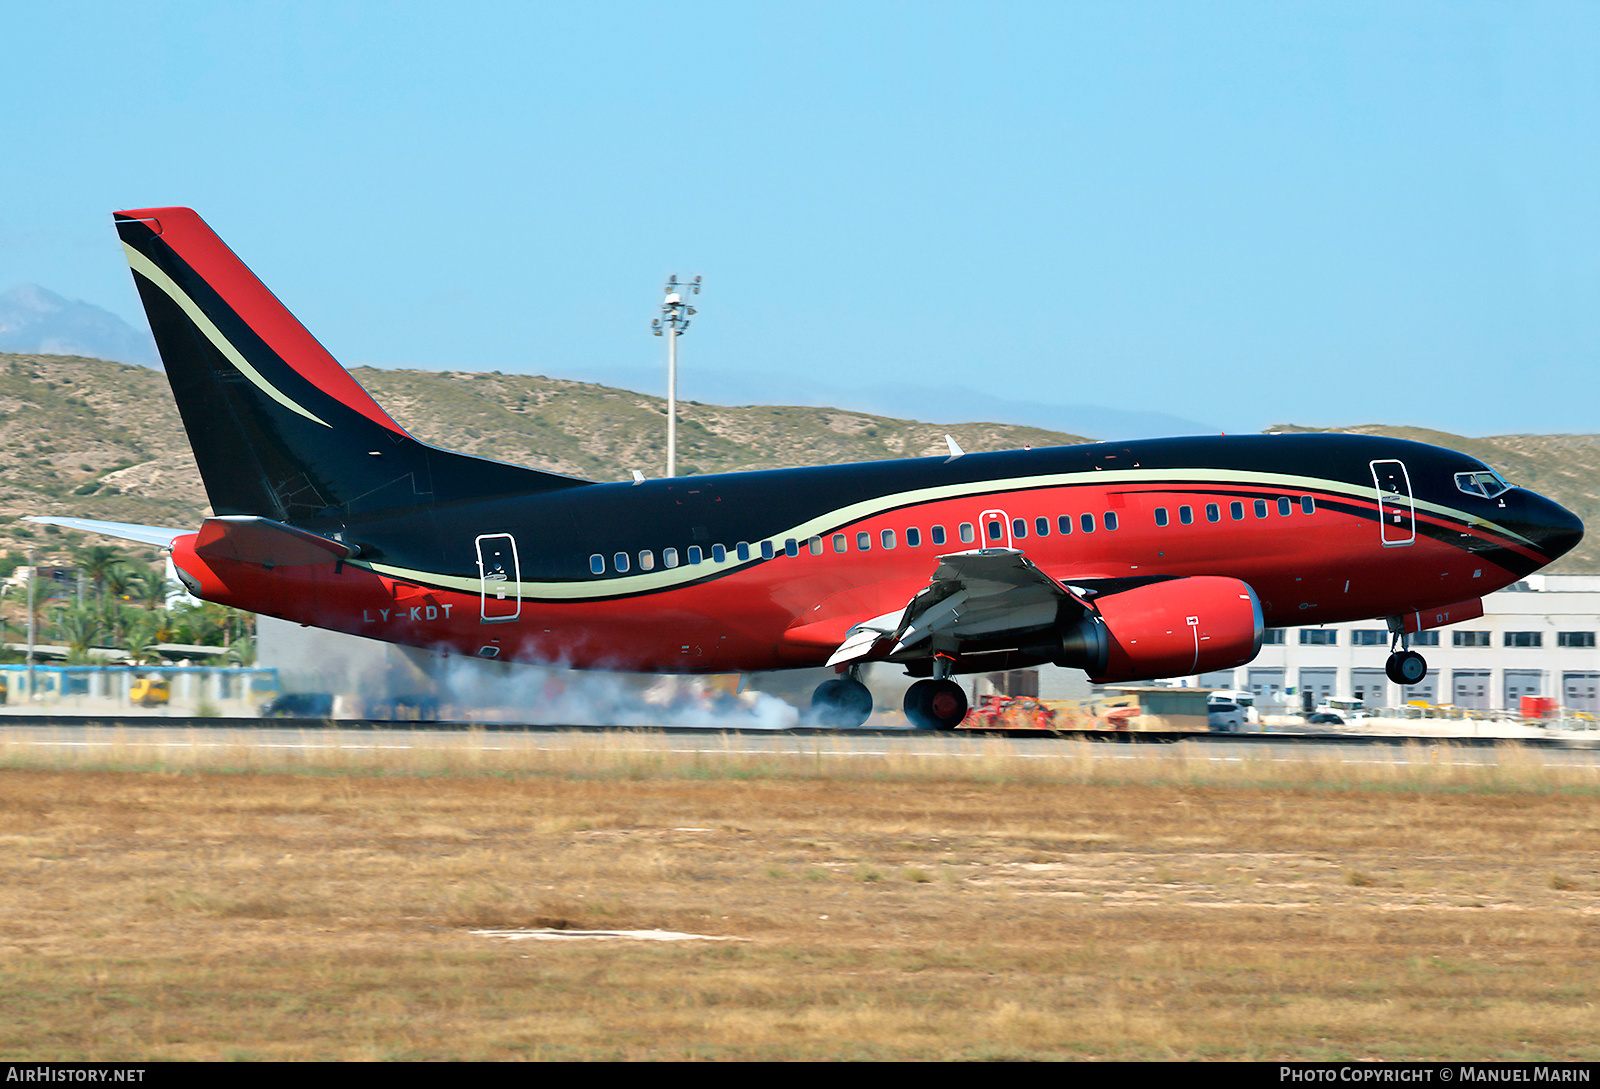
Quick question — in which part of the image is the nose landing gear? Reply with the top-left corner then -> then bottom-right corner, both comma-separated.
1384,623 -> 1428,685
1386,650 -> 1428,685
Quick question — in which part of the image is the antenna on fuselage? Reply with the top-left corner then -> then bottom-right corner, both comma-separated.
652,274 -> 701,478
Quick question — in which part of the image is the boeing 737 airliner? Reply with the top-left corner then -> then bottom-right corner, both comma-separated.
35,207 -> 1584,728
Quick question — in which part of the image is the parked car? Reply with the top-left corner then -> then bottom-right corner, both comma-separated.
1207,698 -> 1245,733
130,676 -> 170,707
259,692 -> 334,718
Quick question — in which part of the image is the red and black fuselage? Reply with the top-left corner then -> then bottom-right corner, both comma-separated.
111,207 -> 1583,679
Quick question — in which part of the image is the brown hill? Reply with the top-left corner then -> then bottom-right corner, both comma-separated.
0,353 -> 1591,576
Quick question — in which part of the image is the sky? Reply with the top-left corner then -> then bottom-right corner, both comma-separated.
3,1 -> 1597,437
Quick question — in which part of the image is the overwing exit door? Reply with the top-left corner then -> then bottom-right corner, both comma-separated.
476,533 -> 521,622
979,509 -> 1012,549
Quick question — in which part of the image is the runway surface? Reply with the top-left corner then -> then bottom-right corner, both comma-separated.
5,719 -> 1600,769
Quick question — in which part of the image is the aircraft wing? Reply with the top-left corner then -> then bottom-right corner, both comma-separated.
826,548 -> 1082,667
27,516 -> 191,549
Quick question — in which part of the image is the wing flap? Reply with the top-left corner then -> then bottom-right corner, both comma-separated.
824,548 -> 1088,666
825,609 -> 906,667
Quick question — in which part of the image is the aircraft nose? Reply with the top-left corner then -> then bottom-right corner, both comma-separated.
1522,492 -> 1585,563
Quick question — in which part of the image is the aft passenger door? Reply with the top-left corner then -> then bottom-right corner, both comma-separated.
1369,460 -> 1415,547
476,533 -> 521,622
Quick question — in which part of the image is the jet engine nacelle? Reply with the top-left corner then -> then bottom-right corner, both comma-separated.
1053,576 -> 1264,682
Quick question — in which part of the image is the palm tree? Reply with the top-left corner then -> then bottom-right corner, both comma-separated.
133,568 -> 174,612
225,633 -> 256,666
75,545 -> 126,603
53,601 -> 104,664
118,609 -> 164,665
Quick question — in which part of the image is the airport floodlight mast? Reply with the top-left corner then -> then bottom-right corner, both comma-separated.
651,274 -> 700,478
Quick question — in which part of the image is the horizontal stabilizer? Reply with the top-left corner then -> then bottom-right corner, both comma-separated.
27,516 -> 190,549
193,515 -> 353,567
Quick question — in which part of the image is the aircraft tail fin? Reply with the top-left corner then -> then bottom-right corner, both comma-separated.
113,206 -> 585,522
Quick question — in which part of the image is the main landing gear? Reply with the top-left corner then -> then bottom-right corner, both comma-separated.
902,653 -> 968,731
1384,625 -> 1428,686
811,671 -> 873,728
810,661 -> 971,730
903,679 -> 968,730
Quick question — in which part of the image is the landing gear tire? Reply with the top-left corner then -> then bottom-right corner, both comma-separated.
904,679 -> 969,731
811,677 -> 873,728
1386,650 -> 1428,686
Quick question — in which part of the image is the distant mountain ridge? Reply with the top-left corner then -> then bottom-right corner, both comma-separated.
0,285 -> 158,365
554,362 -> 1220,440
0,352 -> 1591,575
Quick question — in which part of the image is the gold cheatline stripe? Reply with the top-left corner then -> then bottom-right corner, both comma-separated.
348,465 -> 1534,602
123,243 -> 331,428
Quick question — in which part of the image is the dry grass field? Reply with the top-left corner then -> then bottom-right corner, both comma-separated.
0,731 -> 1598,1061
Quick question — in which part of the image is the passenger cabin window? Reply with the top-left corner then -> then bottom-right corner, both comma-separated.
1254,499 -> 1268,518
1011,518 -> 1027,538
1103,512 -> 1118,531
638,550 -> 655,571
986,519 -> 1003,542
712,544 -> 726,562
1205,503 -> 1220,523
833,534 -> 847,553
761,541 -> 775,560
856,531 -> 871,551
1079,513 -> 1095,533
906,528 -> 922,547
785,539 -> 799,557
1300,496 -> 1315,514
1278,497 -> 1292,517
614,552 -> 630,573
590,554 -> 605,574
736,542 -> 750,561
688,545 -> 703,564
664,547 -> 679,568
1179,505 -> 1193,525
1230,501 -> 1244,520
881,529 -> 896,549
959,523 -> 975,543
809,536 -> 824,555
1034,517 -> 1050,537
931,525 -> 947,545
1154,507 -> 1169,527
1057,515 -> 1072,535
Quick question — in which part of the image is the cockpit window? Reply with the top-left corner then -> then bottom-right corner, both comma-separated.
1455,470 -> 1510,499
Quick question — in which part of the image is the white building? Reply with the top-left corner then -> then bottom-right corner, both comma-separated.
1182,574 -> 1600,713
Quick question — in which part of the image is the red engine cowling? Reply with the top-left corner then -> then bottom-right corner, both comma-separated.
1057,576 -> 1264,682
